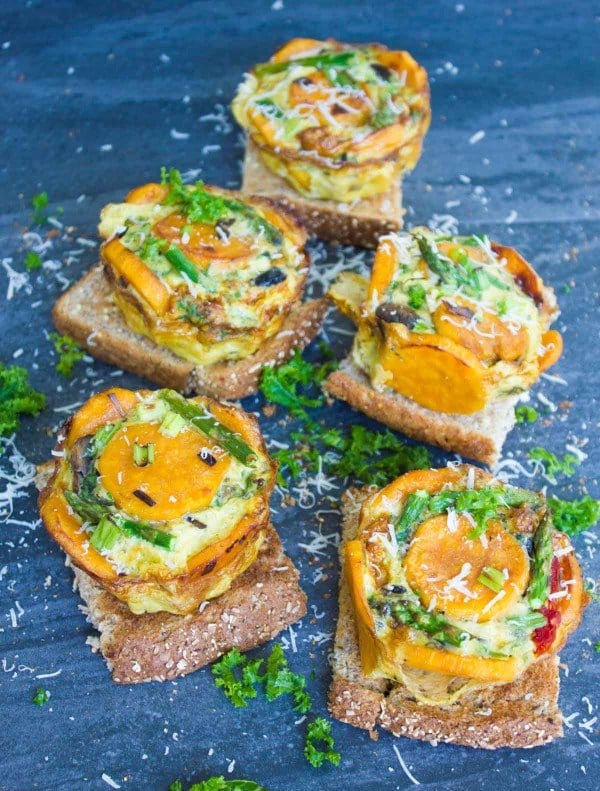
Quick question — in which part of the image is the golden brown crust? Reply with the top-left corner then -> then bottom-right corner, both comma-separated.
35,463 -> 307,684
241,141 -> 403,248
328,488 -> 564,749
52,266 -> 328,399
324,359 -> 518,465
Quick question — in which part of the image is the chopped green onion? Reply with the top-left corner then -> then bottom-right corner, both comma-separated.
477,566 -> 505,593
407,283 -> 427,309
90,515 -> 122,551
133,442 -> 155,466
159,411 -> 187,438
161,390 -> 256,465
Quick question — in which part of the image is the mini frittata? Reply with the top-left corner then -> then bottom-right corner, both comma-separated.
98,169 -> 309,366
328,228 -> 563,415
232,37 -> 430,201
39,388 -> 276,614
346,466 -> 587,705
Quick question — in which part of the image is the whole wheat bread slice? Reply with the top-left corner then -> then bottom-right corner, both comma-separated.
241,140 -> 404,248
52,266 -> 327,400
36,463 -> 306,684
324,358 -> 518,465
328,488 -> 563,749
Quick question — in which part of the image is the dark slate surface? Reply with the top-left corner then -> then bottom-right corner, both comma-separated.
1,1 -> 599,789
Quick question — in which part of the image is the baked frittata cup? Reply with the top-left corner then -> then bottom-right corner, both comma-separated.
232,37 -> 430,201
328,229 -> 563,415
39,388 -> 277,615
346,466 -> 587,705
98,170 -> 309,366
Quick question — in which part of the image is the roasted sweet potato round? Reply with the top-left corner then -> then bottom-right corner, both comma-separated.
346,466 -> 587,696
232,38 -> 431,201
98,172 -> 309,366
39,388 -> 276,615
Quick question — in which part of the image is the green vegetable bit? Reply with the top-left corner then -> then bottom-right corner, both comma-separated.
211,648 -> 264,708
161,390 -> 256,465
527,512 -> 554,610
528,446 -> 580,483
32,687 -> 51,706
395,490 -> 429,542
133,442 -> 154,467
160,168 -> 281,245
515,405 -> 539,424
476,566 -> 506,593
164,245 -> 218,293
371,104 -> 397,129
407,283 -> 427,309
90,515 -> 122,551
254,51 -> 355,77
169,779 -> 266,791
417,235 -> 483,299
49,333 -> 85,378
0,362 -> 46,438
263,643 -> 311,713
259,348 -> 335,419
371,592 -> 467,647
548,494 -> 600,537
304,717 -> 341,769
31,191 -> 49,224
506,611 -> 548,633
24,251 -> 42,270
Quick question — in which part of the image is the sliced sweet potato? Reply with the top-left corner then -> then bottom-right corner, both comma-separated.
153,212 -> 252,263
404,514 -> 530,622
538,329 -> 563,372
271,37 -> 324,63
399,642 -> 519,682
97,422 -> 231,522
102,238 -> 171,315
66,388 -> 140,449
367,236 -> 396,307
126,183 -> 170,204
432,299 -> 529,364
379,341 -> 487,414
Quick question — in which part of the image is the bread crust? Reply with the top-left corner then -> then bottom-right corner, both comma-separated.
36,460 -> 306,684
328,488 -> 564,749
241,140 -> 403,248
52,265 -> 328,399
324,359 -> 518,465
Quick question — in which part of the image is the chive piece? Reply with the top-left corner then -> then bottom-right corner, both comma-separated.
254,50 -> 355,77
164,245 -> 218,294
527,512 -> 554,610
161,390 -> 256,465
477,566 -> 505,593
396,490 -> 429,542
133,442 -> 154,467
255,98 -> 284,119
159,411 -> 187,438
90,515 -> 122,551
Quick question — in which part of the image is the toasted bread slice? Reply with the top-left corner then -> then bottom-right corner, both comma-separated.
324,358 -> 518,465
52,266 -> 328,400
35,462 -> 306,684
241,141 -> 403,248
328,488 -> 563,749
